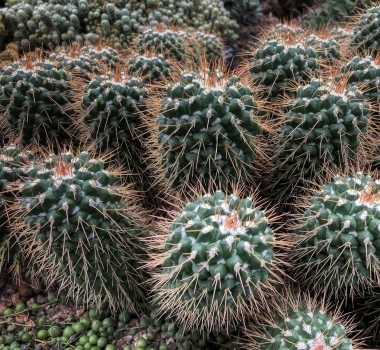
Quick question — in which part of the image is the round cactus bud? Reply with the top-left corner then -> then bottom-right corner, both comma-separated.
244,291 -> 365,349
272,77 -> 373,198
290,172 -> 380,297
147,66 -> 268,195
149,190 -> 286,332
11,150 -> 148,312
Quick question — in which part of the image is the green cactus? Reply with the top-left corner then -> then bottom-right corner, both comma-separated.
0,58 -> 79,148
76,71 -> 148,174
306,32 -> 342,62
0,144 -> 35,274
272,78 -> 372,198
127,52 -> 172,84
10,150 -> 148,312
135,27 -> 187,62
0,0 -> 89,52
186,31 -> 224,65
245,34 -> 320,99
340,55 -> 380,102
245,292 -> 362,349
48,47 -> 102,81
351,5 -> 380,53
150,190 -> 285,332
147,70 -> 267,195
291,172 -> 380,297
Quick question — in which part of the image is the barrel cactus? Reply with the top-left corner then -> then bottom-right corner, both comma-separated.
306,31 -> 343,62
244,291 -> 364,349
290,172 -> 380,298
186,31 -> 224,65
135,27 -> 187,62
146,68 -> 267,195
351,5 -> 380,53
272,77 -> 372,198
243,33 -> 320,99
127,52 -> 172,84
149,190 -> 286,332
10,150 -> 148,312
48,47 -> 101,81
0,57 -> 77,148
75,69 -> 149,175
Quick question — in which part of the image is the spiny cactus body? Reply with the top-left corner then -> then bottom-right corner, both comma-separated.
147,68 -> 267,195
149,190 -> 286,333
10,150 -> 148,312
291,172 -> 380,297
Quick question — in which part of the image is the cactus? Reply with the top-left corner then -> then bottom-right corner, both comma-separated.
73,68 -> 148,175
340,54 -> 380,102
149,190 -> 286,332
351,5 -> 380,53
0,56 -> 79,148
0,0 -> 89,52
146,66 -> 267,195
223,0 -> 262,25
9,150 -> 148,312
306,30 -> 343,62
186,31 -> 224,65
48,46 -> 102,81
271,77 -> 372,198
127,52 -> 172,84
0,144 -> 35,274
242,31 -> 320,99
244,291 -> 364,349
290,172 -> 380,298
135,27 -> 187,62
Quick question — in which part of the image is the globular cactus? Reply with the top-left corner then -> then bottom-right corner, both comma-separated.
351,5 -> 380,54
271,76 -> 373,199
290,172 -> 380,298
340,54 -> 380,102
146,65 -> 268,195
185,31 -> 224,65
0,56 -> 79,148
73,68 -> 148,175
48,46 -> 102,81
127,51 -> 172,84
244,291 -> 365,349
9,150 -> 148,312
79,44 -> 126,69
305,30 -> 343,62
266,22 -> 306,39
148,190 -> 287,333
242,30 -> 320,99
135,27 -> 187,62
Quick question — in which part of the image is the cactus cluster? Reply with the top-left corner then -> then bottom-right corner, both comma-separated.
0,0 -> 89,52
